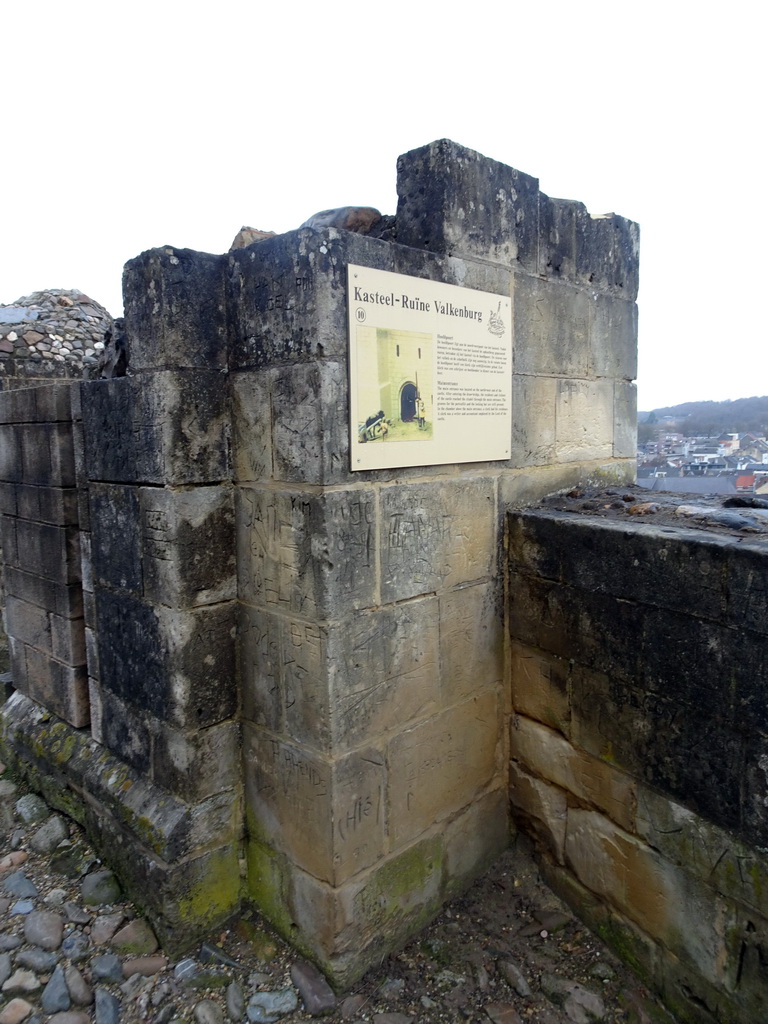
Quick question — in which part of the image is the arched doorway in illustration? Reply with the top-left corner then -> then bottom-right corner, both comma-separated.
400,381 -> 418,422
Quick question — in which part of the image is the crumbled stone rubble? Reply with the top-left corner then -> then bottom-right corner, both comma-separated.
0,762 -> 677,1024
0,290 -> 114,377
537,487 -> 768,538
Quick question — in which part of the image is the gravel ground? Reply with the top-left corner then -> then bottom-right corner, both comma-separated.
0,758 -> 678,1024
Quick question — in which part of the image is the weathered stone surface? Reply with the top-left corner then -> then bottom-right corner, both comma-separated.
388,693 -> 499,846
81,372 -> 230,486
290,960 -> 337,1014
555,380 -> 614,463
111,919 -> 158,955
245,728 -> 386,884
94,591 -> 236,729
123,247 -> 228,372
443,789 -> 508,886
635,783 -> 768,918
508,761 -> 567,863
29,814 -> 68,853
88,484 -> 142,594
439,582 -> 502,705
379,477 -> 496,603
301,207 -> 382,233
229,226 -> 276,250
509,375 -> 557,468
510,643 -> 569,734
41,965 -> 70,1013
396,139 -> 540,271
237,486 -> 376,619
227,228 -> 392,370
565,808 -> 738,988
81,869 -> 121,906
513,276 -> 592,378
613,381 -> 637,459
511,715 -> 636,832
23,910 -> 64,950
326,599 -> 439,752
151,721 -> 238,802
138,485 -> 236,608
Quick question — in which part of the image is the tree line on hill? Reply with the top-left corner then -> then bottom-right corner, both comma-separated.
639,396 -> 768,438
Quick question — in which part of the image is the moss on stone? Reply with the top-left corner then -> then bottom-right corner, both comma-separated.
177,847 -> 241,928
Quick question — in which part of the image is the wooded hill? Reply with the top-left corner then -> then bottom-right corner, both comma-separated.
639,396 -> 768,437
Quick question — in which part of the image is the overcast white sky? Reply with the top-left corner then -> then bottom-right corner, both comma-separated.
3,1 -> 764,411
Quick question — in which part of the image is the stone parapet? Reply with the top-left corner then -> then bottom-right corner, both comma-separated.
507,505 -> 768,1023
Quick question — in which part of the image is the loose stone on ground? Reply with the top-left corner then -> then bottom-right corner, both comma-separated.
0,763 -> 678,1023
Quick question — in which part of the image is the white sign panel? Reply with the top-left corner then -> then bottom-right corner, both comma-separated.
348,264 -> 512,471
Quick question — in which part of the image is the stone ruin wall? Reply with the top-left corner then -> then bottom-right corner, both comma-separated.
0,139 -> 639,987
507,508 -> 768,1024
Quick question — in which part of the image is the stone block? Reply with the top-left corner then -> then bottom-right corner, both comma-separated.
94,590 -> 236,728
439,582 -> 503,705
4,596 -> 51,650
237,486 -> 376,620
380,477 -> 495,603
17,484 -> 79,526
509,760 -> 567,863
513,276 -> 592,378
327,598 -> 440,751
98,687 -> 152,774
0,513 -> 18,565
0,424 -> 22,482
231,370 -> 273,483
0,480 -> 17,515
85,626 -> 99,684
81,371 -> 230,485
613,381 -> 637,458
272,360 -> 349,485
227,227 -> 393,368
89,483 -> 143,595
592,295 -> 638,379
0,384 -> 73,425
538,195 -> 586,283
565,808 -> 739,988
139,485 -> 235,607
15,644 -> 89,728
239,605 -> 284,732
555,379 -> 614,462
123,247 -> 228,371
3,566 -> 83,619
443,787 -> 509,889
509,512 -> 732,624
152,720 -> 239,802
569,664 -> 749,842
396,139 -> 540,271
244,726 -> 386,885
281,833 -> 445,986
31,383 -> 76,423
575,212 -> 640,301
511,715 -> 636,832
87,681 -> 103,748
387,692 -> 500,846
12,519 -> 81,584
50,612 -> 86,666
636,783 -> 768,919
510,642 -> 570,735
21,423 -> 76,487
509,375 -> 557,467
241,600 -> 438,753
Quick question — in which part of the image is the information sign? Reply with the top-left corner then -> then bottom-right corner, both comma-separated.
348,265 -> 512,471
